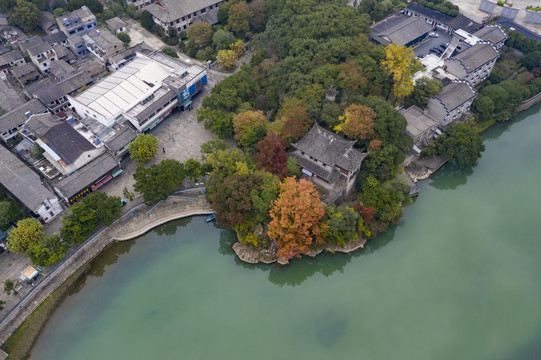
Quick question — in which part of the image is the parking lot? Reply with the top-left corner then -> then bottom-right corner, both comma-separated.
414,29 -> 453,58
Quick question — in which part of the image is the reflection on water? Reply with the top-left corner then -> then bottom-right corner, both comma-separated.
429,164 -> 473,191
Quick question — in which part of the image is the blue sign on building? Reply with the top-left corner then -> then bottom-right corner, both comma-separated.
180,89 -> 189,101
201,75 -> 208,86
188,84 -> 196,95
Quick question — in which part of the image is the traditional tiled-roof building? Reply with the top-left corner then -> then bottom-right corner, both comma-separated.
289,123 -> 367,200
426,81 -> 477,126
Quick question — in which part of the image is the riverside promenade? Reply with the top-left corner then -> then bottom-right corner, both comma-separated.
0,192 -> 213,348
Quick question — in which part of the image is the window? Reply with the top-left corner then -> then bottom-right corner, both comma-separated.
69,30 -> 75,35
87,24 -> 92,29
182,16 -> 185,21
201,8 -> 206,13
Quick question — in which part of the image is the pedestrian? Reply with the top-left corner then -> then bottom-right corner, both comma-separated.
172,137 -> 175,142
163,147 -> 165,153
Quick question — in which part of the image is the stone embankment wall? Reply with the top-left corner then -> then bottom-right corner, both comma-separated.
515,92 -> 541,113
0,194 -> 212,349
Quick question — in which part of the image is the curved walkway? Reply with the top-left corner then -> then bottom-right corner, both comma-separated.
0,194 -> 213,348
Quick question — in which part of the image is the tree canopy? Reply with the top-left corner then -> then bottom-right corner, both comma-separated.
7,218 -> 44,254
381,43 -> 422,99
128,134 -> 159,164
133,159 -> 185,205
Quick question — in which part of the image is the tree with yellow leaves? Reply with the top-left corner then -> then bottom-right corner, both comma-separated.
334,104 -> 376,140
230,39 -> 245,58
217,49 -> 238,71
381,43 -> 422,100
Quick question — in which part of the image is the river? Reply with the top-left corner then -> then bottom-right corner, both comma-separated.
30,105 -> 541,360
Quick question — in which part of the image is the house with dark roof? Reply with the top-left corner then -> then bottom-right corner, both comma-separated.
52,44 -> 76,64
104,125 -> 137,159
0,79 -> 24,113
11,62 -> 40,86
40,11 -> 56,33
426,81 -> 476,126
289,123 -> 367,199
402,2 -> 481,34
145,0 -> 222,34
53,152 -> 120,204
105,17 -> 127,34
472,25 -> 508,50
0,50 -> 25,73
25,79 -> 69,113
27,41 -> 58,74
67,34 -> 88,56
370,14 -> 433,46
21,113 -> 106,175
0,145 -> 63,223
399,105 -> 439,148
18,36 -> 42,53
0,99 -> 46,142
49,60 -> 78,81
444,43 -> 499,85
42,32 -> 68,47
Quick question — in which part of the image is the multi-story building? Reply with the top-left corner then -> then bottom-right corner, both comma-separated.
145,0 -> 223,34
444,43 -> 499,85
289,123 -> 367,198
83,28 -> 124,64
68,52 -> 207,132
0,99 -> 46,142
56,6 -> 97,38
27,42 -> 58,74
426,81 -> 477,126
0,50 -> 25,73
105,17 -> 127,34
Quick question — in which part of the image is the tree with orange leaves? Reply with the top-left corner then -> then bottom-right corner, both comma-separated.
334,104 -> 376,141
268,178 -> 327,261
270,98 -> 312,145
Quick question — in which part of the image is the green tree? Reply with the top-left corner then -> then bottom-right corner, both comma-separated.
26,235 -> 68,267
227,2 -> 253,37
404,77 -> 443,109
7,218 -> 44,254
197,108 -> 234,138
286,157 -> 301,177
434,122 -> 485,166
187,21 -> 213,48
161,46 -> 179,58
3,279 -> 17,296
64,0 -> 103,14
212,29 -> 236,50
322,206 -> 362,246
0,299 -> 6,311
133,159 -> 185,205
200,138 -> 228,156
9,0 -> 41,33
116,32 -> 131,45
128,134 -> 159,164
139,10 -> 154,31
472,95 -> 495,122
184,158 -> 202,181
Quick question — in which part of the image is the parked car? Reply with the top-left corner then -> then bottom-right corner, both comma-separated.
428,32 -> 438,38
439,43 -> 448,50
430,47 -> 442,55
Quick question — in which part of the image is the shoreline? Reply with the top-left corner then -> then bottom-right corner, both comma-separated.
0,194 -> 213,357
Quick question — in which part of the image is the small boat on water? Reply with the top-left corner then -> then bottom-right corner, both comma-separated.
205,213 -> 216,223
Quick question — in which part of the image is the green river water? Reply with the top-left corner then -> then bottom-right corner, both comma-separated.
30,105 -> 541,360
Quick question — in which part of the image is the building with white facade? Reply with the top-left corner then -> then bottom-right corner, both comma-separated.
27,42 -> 58,74
443,43 -> 499,85
0,145 -> 63,223
145,0 -> 223,33
105,17 -> 127,34
426,81 -> 476,126
68,52 -> 207,132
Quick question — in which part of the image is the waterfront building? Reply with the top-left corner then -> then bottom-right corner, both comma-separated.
426,81 -> 477,126
399,105 -> 439,149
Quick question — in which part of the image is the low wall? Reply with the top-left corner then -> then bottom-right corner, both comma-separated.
515,92 -> 541,113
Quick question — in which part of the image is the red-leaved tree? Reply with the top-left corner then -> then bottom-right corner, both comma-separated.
254,132 -> 288,178
268,178 -> 327,261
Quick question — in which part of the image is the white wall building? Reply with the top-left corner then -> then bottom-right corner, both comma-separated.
68,52 -> 207,132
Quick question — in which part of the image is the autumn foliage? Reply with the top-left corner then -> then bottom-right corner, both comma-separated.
268,178 -> 327,261
334,104 -> 376,140
254,132 -> 288,178
270,98 -> 312,145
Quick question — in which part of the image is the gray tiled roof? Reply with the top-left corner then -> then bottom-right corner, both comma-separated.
473,25 -> 507,45
292,123 -> 367,172
27,42 -> 53,57
105,17 -> 127,31
446,14 -> 482,33
25,79 -> 66,105
18,37 -> 42,53
0,50 -> 23,66
399,106 -> 439,138
0,79 -> 24,112
86,28 -> 123,49
55,152 -> 118,199
24,113 -> 95,165
104,126 -> 137,153
435,82 -> 476,111
454,43 -> 498,72
42,32 -> 67,45
10,62 -> 39,79
57,72 -> 92,94
50,60 -> 76,80
371,14 -> 432,46
0,99 -> 46,133
146,0 -> 219,23
0,145 -> 54,212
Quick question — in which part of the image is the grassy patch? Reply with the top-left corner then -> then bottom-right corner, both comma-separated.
1,264 -> 91,360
